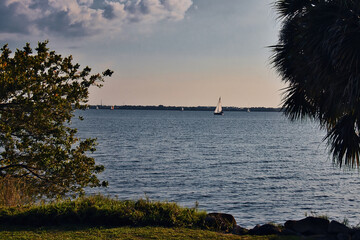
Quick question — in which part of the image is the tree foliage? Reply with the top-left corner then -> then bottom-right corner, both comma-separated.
0,41 -> 113,199
272,0 -> 360,167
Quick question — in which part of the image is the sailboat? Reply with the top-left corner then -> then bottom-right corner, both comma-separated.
214,97 -> 224,115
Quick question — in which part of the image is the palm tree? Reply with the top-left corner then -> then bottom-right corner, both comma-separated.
272,0 -> 360,167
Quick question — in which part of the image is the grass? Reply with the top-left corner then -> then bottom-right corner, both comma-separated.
0,226 -> 300,240
0,195 -> 301,239
0,195 -> 206,228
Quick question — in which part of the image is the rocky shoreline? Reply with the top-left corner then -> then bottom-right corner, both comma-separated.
205,213 -> 359,240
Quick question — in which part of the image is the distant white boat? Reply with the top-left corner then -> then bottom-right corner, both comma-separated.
181,107 -> 184,111
214,97 -> 224,115
111,105 -> 114,110
247,108 -> 250,113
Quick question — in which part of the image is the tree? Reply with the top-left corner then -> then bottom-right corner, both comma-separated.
0,41 -> 113,200
272,0 -> 360,167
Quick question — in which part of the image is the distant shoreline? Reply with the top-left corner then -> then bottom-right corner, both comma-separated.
87,105 -> 282,112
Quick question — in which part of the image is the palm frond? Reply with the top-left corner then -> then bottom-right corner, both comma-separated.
272,0 -> 360,167
325,114 -> 360,168
275,0 -> 315,18
281,84 -> 316,121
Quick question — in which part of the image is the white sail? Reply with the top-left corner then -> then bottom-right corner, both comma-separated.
214,97 -> 223,114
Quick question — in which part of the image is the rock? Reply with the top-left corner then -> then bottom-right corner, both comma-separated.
280,228 -> 301,236
284,217 -> 330,235
248,223 -> 282,235
204,213 -> 236,232
308,234 -> 336,240
328,220 -> 350,234
351,230 -> 360,240
337,232 -> 350,240
232,225 -> 248,235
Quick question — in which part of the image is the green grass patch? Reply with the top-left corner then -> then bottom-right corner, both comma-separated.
0,195 -> 206,228
0,226 -> 300,240
0,195 -> 301,239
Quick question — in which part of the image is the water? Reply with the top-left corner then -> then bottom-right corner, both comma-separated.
73,110 -> 360,228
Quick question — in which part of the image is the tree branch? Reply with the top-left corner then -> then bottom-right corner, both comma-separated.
0,164 -> 45,180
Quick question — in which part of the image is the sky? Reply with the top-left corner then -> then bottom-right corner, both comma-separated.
0,0 -> 284,108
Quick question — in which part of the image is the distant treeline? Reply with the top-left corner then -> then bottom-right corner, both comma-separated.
88,105 -> 282,112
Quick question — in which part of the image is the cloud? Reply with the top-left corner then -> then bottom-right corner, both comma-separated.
0,1 -> 31,34
0,0 -> 193,38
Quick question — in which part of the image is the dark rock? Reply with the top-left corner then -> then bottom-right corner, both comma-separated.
351,230 -> 360,240
284,217 -> 330,235
248,223 -> 282,235
232,225 -> 248,235
307,234 -> 336,240
337,233 -> 350,240
204,213 -> 236,232
328,221 -> 350,234
280,228 -> 301,236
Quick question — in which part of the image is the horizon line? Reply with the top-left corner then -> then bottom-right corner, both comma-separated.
86,104 -> 281,109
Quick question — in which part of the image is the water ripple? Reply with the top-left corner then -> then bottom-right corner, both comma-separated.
74,110 -> 360,228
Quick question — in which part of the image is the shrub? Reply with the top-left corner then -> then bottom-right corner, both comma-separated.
0,176 -> 35,206
0,195 -> 207,228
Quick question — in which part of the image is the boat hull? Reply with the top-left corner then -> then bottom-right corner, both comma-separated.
214,112 -> 224,115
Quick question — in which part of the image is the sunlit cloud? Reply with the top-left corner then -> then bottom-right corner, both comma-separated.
0,0 -> 193,39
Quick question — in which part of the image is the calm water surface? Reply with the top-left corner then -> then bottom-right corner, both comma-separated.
73,110 -> 360,228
